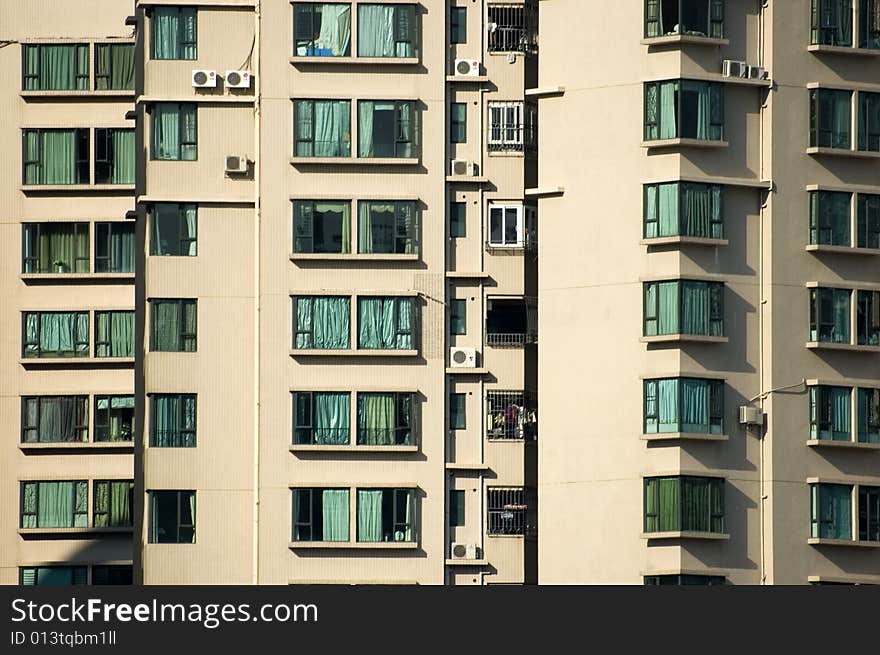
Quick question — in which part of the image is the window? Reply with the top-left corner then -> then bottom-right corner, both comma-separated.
859,486 -> 880,541
645,1 -> 724,38
810,89 -> 852,149
21,396 -> 88,443
95,311 -> 134,358
644,182 -> 723,239
450,201 -> 466,237
293,201 -> 351,254
293,3 -> 352,56
22,44 -> 89,91
94,128 -> 135,184
811,483 -> 852,539
644,476 -> 725,534
487,487 -> 527,535
488,102 -> 536,152
450,299 -> 467,335
357,488 -> 415,542
451,102 -> 467,143
644,80 -> 723,141
293,296 -> 351,349
92,566 -> 133,585
358,4 -> 417,57
450,7 -> 467,43
358,392 -> 413,445
644,575 -> 726,585
292,488 -> 350,541
22,311 -> 89,358
859,0 -> 880,48
22,222 -> 89,274
810,287 -> 851,343
95,396 -> 134,442
644,378 -> 724,435
488,204 -> 524,247
449,490 -> 465,527
95,43 -> 135,90
858,388 -> 880,443
150,299 -> 197,352
93,480 -> 134,527
20,567 -> 87,586
810,385 -> 852,441
486,298 -> 536,347
20,481 -> 88,528
358,296 -> 415,349
357,200 -> 418,254
858,91 -> 880,151
149,491 -> 195,543
857,194 -> 880,249
151,204 -> 197,256
151,6 -> 197,60
487,4 -> 538,53
22,129 -> 89,185
857,289 -> 880,345
293,392 -> 351,445
811,0 -> 854,46
150,394 -> 196,447
294,99 -> 351,157
486,390 -> 537,440
450,393 -> 466,430
95,222 -> 135,273
643,280 -> 724,337
810,191 -> 851,246
151,103 -> 197,160
358,100 -> 419,158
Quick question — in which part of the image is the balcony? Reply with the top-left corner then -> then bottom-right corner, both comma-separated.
486,390 -> 537,441
486,297 -> 537,348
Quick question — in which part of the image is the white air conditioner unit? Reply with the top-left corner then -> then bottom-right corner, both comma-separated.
225,155 -> 248,174
450,543 -> 480,560
449,346 -> 476,368
747,65 -> 768,80
225,70 -> 252,88
454,58 -> 481,77
722,59 -> 748,78
739,406 -> 763,426
192,70 -> 218,88
450,159 -> 476,176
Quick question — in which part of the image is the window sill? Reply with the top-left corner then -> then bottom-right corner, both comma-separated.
806,147 -> 880,159
641,531 -> 730,541
290,445 -> 418,453
807,44 -> 880,57
289,541 -> 417,550
486,534 -> 525,539
290,349 -> 418,357
446,175 -> 490,184
641,35 -> 729,48
446,75 -> 490,83
806,439 -> 880,450
290,253 -> 419,262
290,56 -> 419,66
445,558 -> 489,566
19,442 -> 133,452
487,150 -> 528,158
446,463 -> 491,471
20,357 -> 134,366
21,273 -> 135,282
805,342 -> 880,353
641,432 -> 729,442
641,138 -> 729,150
445,367 -> 489,375
808,538 -> 880,548
290,157 -> 419,166
21,90 -> 135,98
806,244 -> 880,256
641,335 -> 728,344
19,527 -> 133,536
21,184 -> 135,193
641,236 -> 728,247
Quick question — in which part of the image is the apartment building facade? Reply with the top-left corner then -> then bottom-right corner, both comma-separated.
0,2 -> 137,586
538,0 -> 880,584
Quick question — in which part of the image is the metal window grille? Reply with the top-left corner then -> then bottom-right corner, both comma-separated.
487,4 -> 537,53
487,487 -> 527,535
486,390 -> 537,441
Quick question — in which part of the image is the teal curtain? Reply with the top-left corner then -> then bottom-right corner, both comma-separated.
834,289 -> 851,343
358,101 -> 376,156
152,395 -> 195,447
109,223 -> 135,272
657,379 -> 678,433
644,185 -> 658,238
357,490 -> 384,541
659,81 -> 677,139
645,478 -> 679,532
359,5 -> 413,57
39,481 -> 75,528
96,44 -> 135,90
321,489 -> 349,541
316,4 -> 352,55
31,130 -> 77,185
358,297 -> 413,349
153,301 -> 180,350
314,392 -> 350,444
25,312 -> 88,357
111,130 -> 135,184
681,478 -> 710,532
295,297 -> 351,349
96,312 -> 134,357
153,104 -> 196,160
657,282 -> 680,334
358,393 -> 396,445
22,567 -> 87,586
681,80 -> 710,140
813,484 -> 852,539
659,183 -> 679,236
681,282 -> 708,335
682,184 -> 710,237
153,7 -> 197,60
832,386 -> 851,440
307,100 -> 350,157
42,45 -> 75,90
858,388 -> 880,443
25,397 -> 84,443
95,481 -> 133,527
681,379 -> 709,433
23,223 -> 88,273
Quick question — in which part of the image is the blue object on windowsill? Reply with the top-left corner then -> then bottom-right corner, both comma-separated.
305,46 -> 334,56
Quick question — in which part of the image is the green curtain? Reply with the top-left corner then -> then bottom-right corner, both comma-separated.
95,481 -> 133,527
314,392 -> 350,444
659,81 -> 677,139
312,100 -> 350,156
657,282 -> 680,335
111,130 -> 135,184
645,0 -> 661,36
358,5 -> 406,57
25,131 -> 77,185
321,489 -> 349,541
32,481 -> 85,528
152,204 -> 197,255
681,80 -> 710,140
153,104 -> 196,160
681,379 -> 709,433
358,101 -> 377,156
681,282 -> 709,335
153,7 -> 197,59
30,45 -> 88,91
813,484 -> 852,539
358,393 -> 396,445
358,297 -> 413,349
25,312 -> 88,357
357,490 -> 384,541
644,185 -> 658,238
24,223 -> 88,273
152,395 -> 195,447
682,478 -> 710,532
645,478 -> 680,532
657,379 -> 678,433
96,44 -> 135,90
26,397 -> 83,443
109,223 -> 135,272
358,202 -> 414,253
152,301 -> 180,350
97,312 -> 134,358
295,297 -> 351,349
659,183 -> 679,236
682,184 -> 710,237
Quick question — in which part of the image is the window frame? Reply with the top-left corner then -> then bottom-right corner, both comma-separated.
291,487 -> 351,542
450,299 -> 467,335
450,201 -> 467,238
450,102 -> 467,143
150,6 -> 198,60
643,182 -> 724,239
450,392 -> 467,430
20,480 -> 88,529
487,487 -> 528,535
810,482 -> 853,540
810,190 -> 852,246
642,279 -> 725,337
21,395 -> 89,444
356,199 -> 419,255
810,88 -> 853,149
858,91 -> 880,152
148,490 -> 196,544
357,99 -> 419,158
487,101 -> 537,152
356,392 -> 414,446
809,287 -> 852,343
644,0 -> 725,39
644,79 -> 724,142
149,394 -> 197,448
450,6 -> 467,43
21,221 -> 90,274
859,485 -> 880,542
293,199 -> 351,254
355,487 -> 416,543
22,128 -> 90,185
22,311 -> 90,358
356,296 -> 416,350
150,102 -> 198,161
21,43 -> 89,91
811,0 -> 855,47
643,377 -> 724,435
643,476 -> 725,534
20,566 -> 88,586
150,203 -> 198,256
94,395 -> 135,443
94,310 -> 134,358
92,479 -> 134,528
857,193 -> 880,249
292,391 -> 352,445
449,489 -> 465,527
94,221 -> 135,273
357,3 -> 418,58
857,289 -> 880,345
149,298 -> 197,352
293,99 -> 352,157
809,385 -> 853,441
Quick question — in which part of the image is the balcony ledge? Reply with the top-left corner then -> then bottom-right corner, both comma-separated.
807,147 -> 880,159
641,138 -> 729,150
445,559 -> 489,566
641,531 -> 730,541
21,273 -> 135,281
19,442 -> 133,451
289,541 -> 417,549
641,35 -> 729,48
21,89 -> 135,98
290,56 -> 419,66
445,463 -> 491,471
21,184 -> 135,193
20,356 -> 134,366
446,75 -> 490,83
446,367 -> 489,375
19,527 -> 133,536
806,439 -> 880,450
808,538 -> 880,548
806,244 -> 880,256
446,175 -> 490,184
641,432 -> 729,442
289,445 -> 418,453
641,236 -> 729,247
290,157 -> 419,166
290,349 -> 418,357
807,44 -> 880,57
806,342 -> 880,353
290,253 -> 419,262
641,335 -> 728,344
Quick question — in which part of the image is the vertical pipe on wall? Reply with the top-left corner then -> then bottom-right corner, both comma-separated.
251,0 -> 262,585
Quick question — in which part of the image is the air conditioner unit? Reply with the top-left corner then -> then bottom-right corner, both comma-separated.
722,59 -> 747,78
739,406 -> 763,426
451,543 -> 480,560
192,70 -> 218,88
747,65 -> 768,80
454,58 -> 481,77
449,346 -> 476,368
225,70 -> 252,89
225,155 -> 248,174
450,159 -> 476,176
